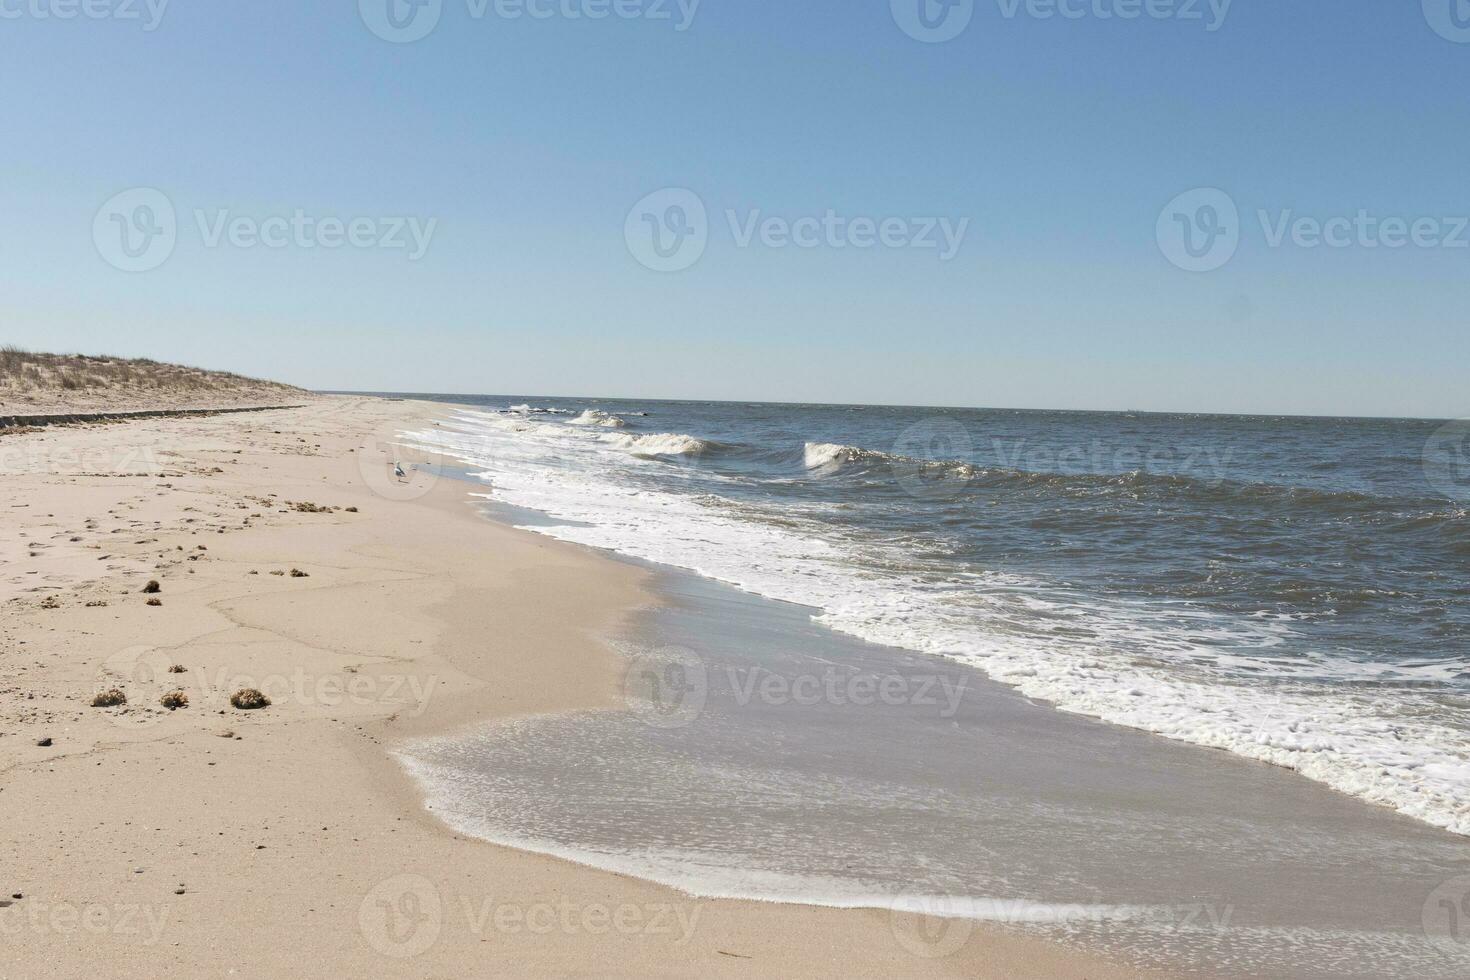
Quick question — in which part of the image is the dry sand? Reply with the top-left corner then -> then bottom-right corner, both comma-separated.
0,396 -> 1164,979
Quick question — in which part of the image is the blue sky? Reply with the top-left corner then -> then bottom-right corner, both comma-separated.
2,1 -> 1466,417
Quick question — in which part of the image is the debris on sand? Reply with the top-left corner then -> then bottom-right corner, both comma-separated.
230,689 -> 270,710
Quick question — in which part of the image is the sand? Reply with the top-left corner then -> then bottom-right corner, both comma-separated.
0,396 -> 1163,979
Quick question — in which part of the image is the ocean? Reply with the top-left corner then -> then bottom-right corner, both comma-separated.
385,395 -> 1470,977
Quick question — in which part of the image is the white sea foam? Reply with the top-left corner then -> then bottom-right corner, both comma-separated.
803,441 -> 853,469
401,410 -> 1470,837
569,409 -> 627,427
603,431 -> 712,457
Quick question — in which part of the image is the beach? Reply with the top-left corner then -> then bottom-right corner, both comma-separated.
0,396 -> 1155,979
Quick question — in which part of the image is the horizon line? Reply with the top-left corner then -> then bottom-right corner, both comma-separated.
314,389 -> 1451,425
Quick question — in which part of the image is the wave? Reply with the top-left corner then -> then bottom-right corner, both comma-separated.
802,441 -> 980,484
604,431 -> 718,458
503,404 -> 573,416
568,409 -> 627,428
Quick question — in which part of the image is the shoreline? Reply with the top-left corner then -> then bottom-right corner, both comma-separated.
400,398 -> 1470,843
388,400 -> 1470,979
0,396 -> 1153,979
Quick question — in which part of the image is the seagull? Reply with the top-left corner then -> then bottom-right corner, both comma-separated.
393,461 -> 407,481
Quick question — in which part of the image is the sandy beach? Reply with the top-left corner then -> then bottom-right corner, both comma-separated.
0,396 -> 1156,979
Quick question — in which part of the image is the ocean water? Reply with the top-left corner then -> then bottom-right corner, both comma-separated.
393,397 -> 1470,839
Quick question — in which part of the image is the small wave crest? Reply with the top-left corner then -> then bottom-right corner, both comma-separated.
606,432 -> 716,458
803,441 -> 978,482
504,404 -> 573,416
568,409 -> 627,428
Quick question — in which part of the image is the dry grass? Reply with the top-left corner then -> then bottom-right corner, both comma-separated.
0,346 -> 304,412
160,690 -> 189,710
91,689 -> 127,708
230,688 -> 271,710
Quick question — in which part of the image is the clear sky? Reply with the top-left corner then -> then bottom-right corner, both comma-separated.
2,1 -> 1466,417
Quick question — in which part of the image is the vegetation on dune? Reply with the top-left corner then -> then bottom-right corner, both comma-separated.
0,345 -> 303,406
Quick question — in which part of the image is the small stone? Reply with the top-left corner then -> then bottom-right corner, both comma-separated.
36,737 -> 52,747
